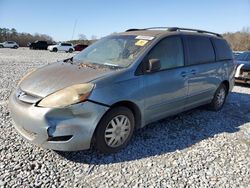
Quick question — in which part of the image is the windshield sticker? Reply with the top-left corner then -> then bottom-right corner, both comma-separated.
135,35 -> 154,40
135,40 -> 148,46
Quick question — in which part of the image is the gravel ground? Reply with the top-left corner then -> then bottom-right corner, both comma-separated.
0,48 -> 250,188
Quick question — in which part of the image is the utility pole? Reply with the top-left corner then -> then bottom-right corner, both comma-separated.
71,19 -> 77,40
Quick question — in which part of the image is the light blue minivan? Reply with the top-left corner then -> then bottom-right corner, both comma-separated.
9,27 -> 235,153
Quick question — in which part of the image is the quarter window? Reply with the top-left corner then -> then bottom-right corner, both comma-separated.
212,38 -> 233,61
147,36 -> 184,70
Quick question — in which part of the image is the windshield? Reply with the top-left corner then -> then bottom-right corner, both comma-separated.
73,35 -> 153,68
236,52 -> 250,61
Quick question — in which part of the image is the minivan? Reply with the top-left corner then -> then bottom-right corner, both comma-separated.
9,27 -> 235,153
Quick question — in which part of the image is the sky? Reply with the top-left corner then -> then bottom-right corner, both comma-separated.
0,0 -> 250,41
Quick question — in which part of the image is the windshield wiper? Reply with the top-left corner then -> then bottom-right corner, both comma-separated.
103,63 -> 121,67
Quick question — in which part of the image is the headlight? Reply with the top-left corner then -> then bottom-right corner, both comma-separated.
18,69 -> 36,86
37,83 -> 94,108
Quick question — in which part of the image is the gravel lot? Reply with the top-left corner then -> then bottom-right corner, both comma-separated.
0,48 -> 250,188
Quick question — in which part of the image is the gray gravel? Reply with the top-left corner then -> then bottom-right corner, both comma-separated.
0,48 -> 250,188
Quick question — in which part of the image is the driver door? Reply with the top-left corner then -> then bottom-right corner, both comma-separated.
142,36 -> 188,124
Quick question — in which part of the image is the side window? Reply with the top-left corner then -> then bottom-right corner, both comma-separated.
185,36 -> 215,65
147,36 -> 184,70
61,43 -> 70,46
212,38 -> 233,61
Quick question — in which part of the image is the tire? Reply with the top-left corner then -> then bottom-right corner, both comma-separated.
53,48 -> 58,52
68,48 -> 73,53
208,84 -> 227,111
13,45 -> 18,49
0,45 -> 4,48
94,106 -> 135,153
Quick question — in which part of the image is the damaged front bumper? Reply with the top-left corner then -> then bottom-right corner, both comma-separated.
8,91 -> 109,151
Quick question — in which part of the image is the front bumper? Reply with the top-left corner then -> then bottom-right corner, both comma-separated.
8,91 -> 109,151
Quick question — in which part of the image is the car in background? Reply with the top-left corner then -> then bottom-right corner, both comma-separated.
235,51 -> 250,84
47,42 -> 74,53
29,41 -> 52,50
233,51 -> 244,58
0,41 -> 19,49
74,44 -> 88,51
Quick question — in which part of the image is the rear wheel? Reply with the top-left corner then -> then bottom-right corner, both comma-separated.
13,45 -> 18,49
0,45 -> 4,48
208,84 -> 227,111
95,106 -> 135,153
68,48 -> 73,53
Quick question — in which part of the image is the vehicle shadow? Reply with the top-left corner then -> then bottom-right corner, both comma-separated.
56,90 -> 250,164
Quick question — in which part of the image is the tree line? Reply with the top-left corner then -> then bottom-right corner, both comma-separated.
0,28 -> 54,47
223,27 -> 250,51
1,27 -> 250,51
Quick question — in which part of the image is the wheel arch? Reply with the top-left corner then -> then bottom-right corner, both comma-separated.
221,80 -> 229,95
109,100 -> 142,130
90,100 -> 142,148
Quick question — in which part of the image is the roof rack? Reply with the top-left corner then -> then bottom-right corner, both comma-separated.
125,27 -> 222,37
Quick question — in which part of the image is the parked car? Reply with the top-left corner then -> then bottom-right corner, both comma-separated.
9,27 -> 235,153
233,51 -> 244,58
47,42 -> 74,53
74,44 -> 88,51
235,51 -> 250,84
29,40 -> 51,50
0,41 -> 19,49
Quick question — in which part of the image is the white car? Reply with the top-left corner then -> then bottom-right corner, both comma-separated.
0,41 -> 19,49
47,43 -> 74,53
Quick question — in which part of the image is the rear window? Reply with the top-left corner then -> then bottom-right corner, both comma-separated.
185,36 -> 215,65
212,38 -> 233,61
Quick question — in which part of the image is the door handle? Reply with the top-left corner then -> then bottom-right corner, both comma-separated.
181,71 -> 187,77
190,69 -> 196,75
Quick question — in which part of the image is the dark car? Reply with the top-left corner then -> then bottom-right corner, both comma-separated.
74,44 -> 88,51
235,51 -> 250,84
29,41 -> 50,50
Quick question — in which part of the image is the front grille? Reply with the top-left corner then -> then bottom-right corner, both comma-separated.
242,71 -> 250,76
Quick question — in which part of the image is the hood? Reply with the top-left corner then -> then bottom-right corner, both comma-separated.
20,61 -> 116,97
236,60 -> 250,70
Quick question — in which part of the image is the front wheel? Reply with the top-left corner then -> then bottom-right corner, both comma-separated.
208,84 -> 227,111
13,45 -> 18,49
53,48 -> 58,52
68,48 -> 73,53
94,106 -> 135,153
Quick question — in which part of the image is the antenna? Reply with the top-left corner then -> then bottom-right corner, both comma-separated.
71,19 -> 77,40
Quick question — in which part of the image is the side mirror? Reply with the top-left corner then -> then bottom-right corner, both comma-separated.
146,59 -> 161,73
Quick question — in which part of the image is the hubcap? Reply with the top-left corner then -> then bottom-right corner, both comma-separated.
104,115 -> 131,148
216,88 -> 226,107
